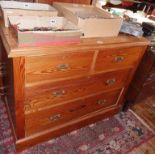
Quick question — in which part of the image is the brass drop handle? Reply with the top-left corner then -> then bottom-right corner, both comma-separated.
97,99 -> 107,105
105,79 -> 116,86
56,64 -> 70,71
52,90 -> 65,97
49,114 -> 62,121
114,56 -> 124,62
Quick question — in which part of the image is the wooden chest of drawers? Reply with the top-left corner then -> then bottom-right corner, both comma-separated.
0,22 -> 149,152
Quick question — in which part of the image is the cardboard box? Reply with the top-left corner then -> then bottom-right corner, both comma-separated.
53,2 -> 123,38
9,16 -> 81,47
0,1 -> 58,27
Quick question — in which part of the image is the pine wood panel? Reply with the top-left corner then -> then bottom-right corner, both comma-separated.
95,47 -> 142,72
25,89 -> 121,135
17,107 -> 120,152
13,57 -> 25,139
25,69 -> 130,113
0,18 -> 149,152
25,51 -> 94,86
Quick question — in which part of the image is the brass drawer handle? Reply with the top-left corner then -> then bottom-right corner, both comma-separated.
56,64 -> 70,71
49,114 -> 62,121
105,79 -> 116,86
53,90 -> 65,97
114,56 -> 124,62
52,90 -> 65,97
97,99 -> 107,105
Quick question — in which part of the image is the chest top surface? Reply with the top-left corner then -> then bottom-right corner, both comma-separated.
0,21 -> 150,58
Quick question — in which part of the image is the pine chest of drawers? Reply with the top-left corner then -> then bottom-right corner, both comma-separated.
0,22 -> 149,152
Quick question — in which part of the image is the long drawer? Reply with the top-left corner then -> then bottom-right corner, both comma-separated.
25,69 -> 130,113
25,51 -> 94,86
25,89 -> 121,136
95,47 -> 141,72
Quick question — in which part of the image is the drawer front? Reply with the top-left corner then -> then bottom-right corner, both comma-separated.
25,51 -> 94,85
25,89 -> 121,136
25,69 -> 130,113
95,47 -> 141,72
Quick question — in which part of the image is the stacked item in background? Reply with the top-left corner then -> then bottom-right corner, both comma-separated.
0,1 -> 58,27
9,16 -> 81,47
0,1 -> 81,47
120,21 -> 143,37
53,2 -> 123,38
125,22 -> 155,106
0,1 -> 124,47
109,7 -> 155,37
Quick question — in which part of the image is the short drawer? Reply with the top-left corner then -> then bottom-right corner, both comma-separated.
95,47 -> 141,72
25,69 -> 130,113
25,89 -> 121,136
25,51 -> 94,85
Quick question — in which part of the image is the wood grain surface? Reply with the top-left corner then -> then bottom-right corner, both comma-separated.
25,51 -> 94,85
25,69 -> 130,113
25,89 -> 121,135
13,57 -> 25,139
0,20 -> 149,58
0,19 -> 149,152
